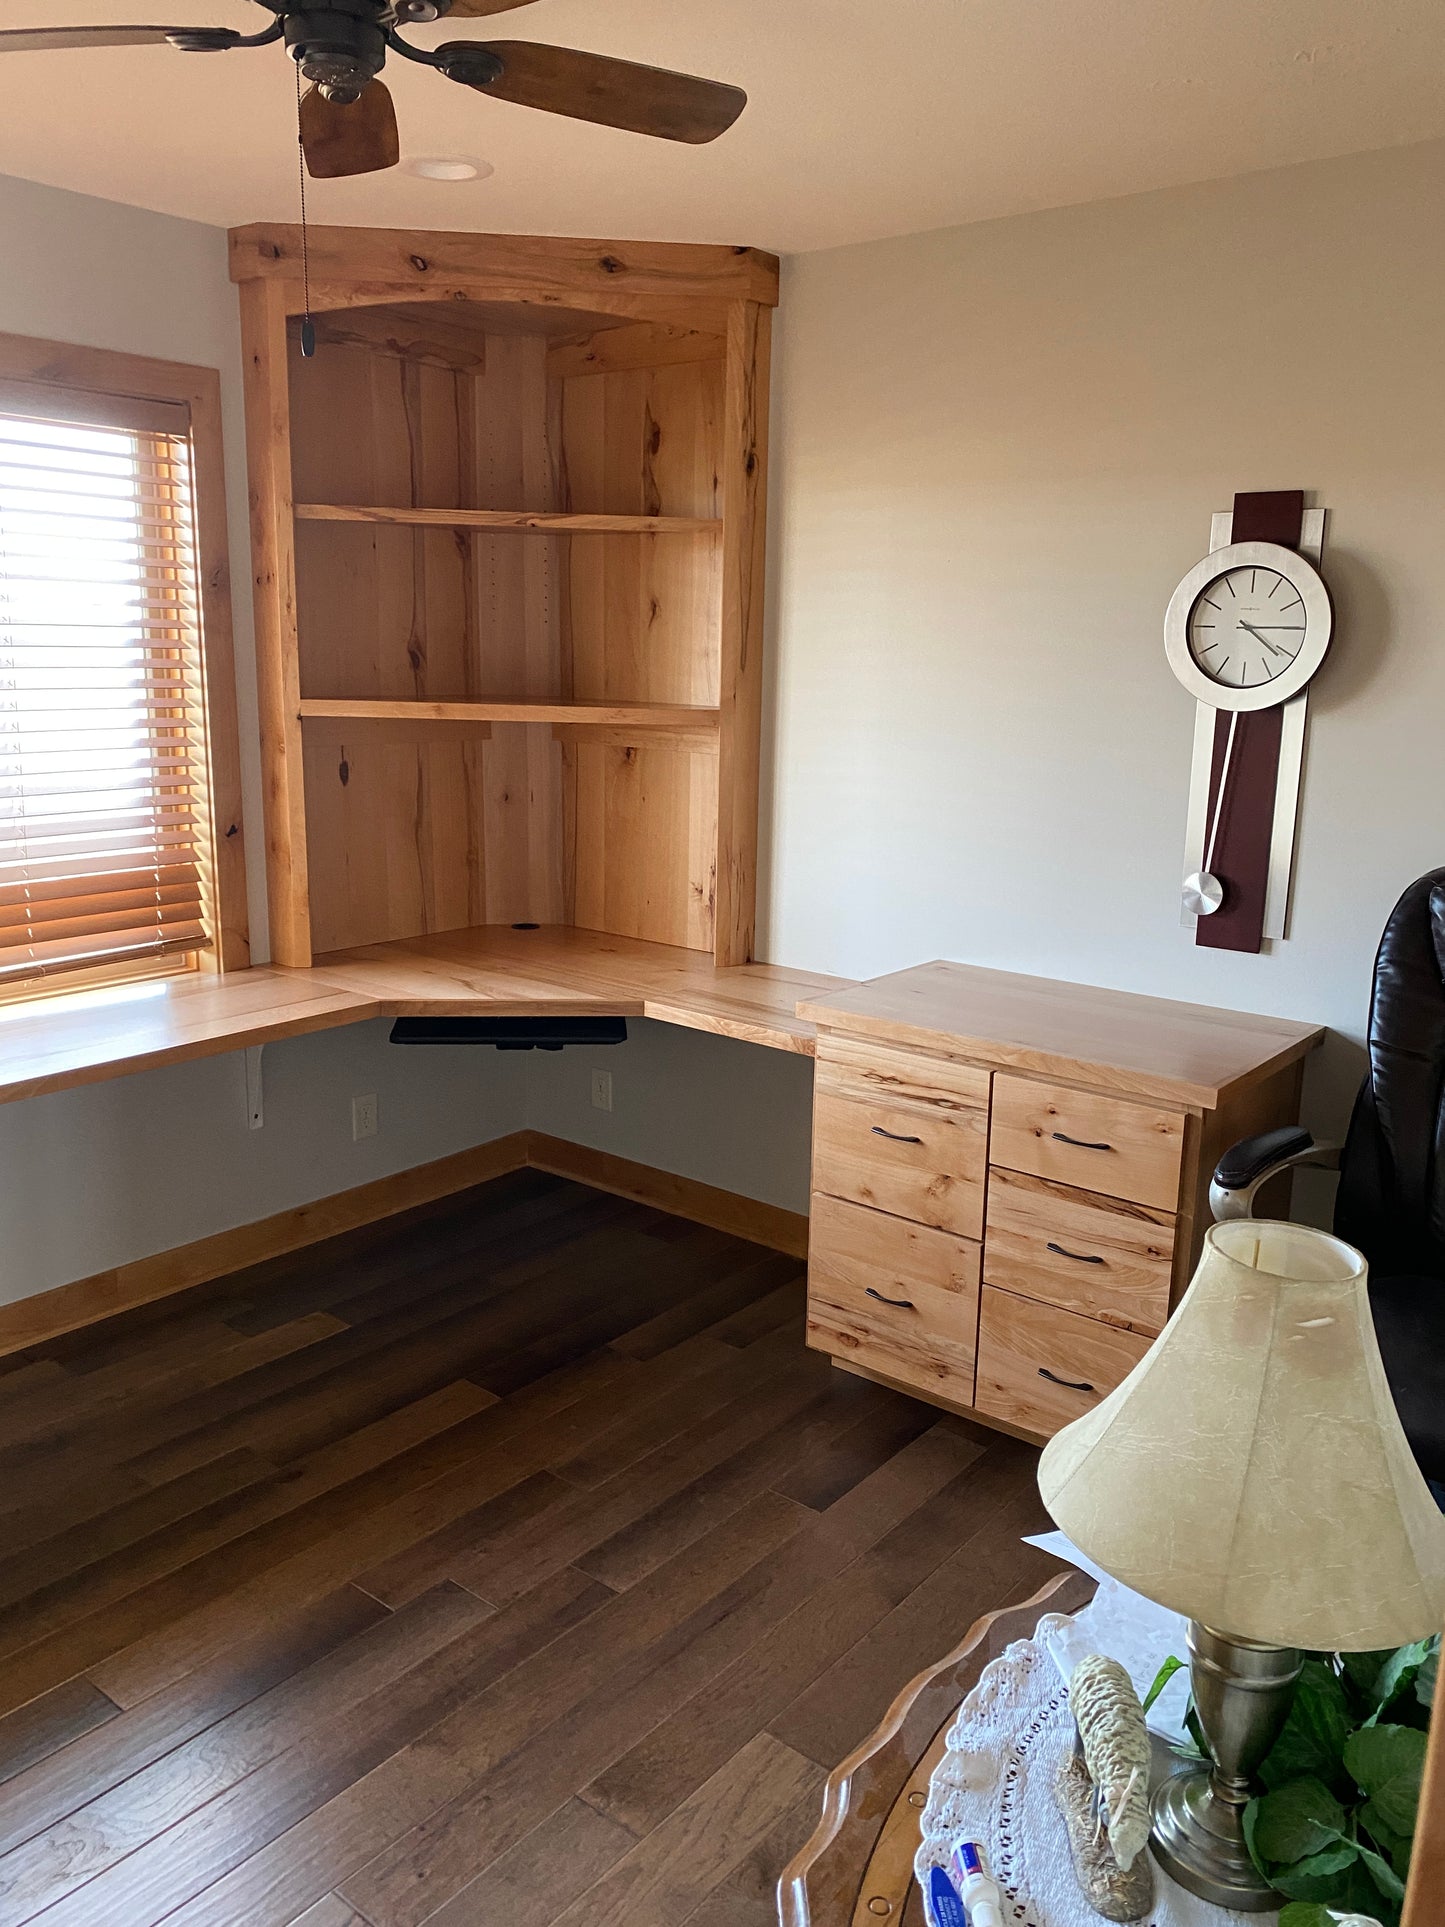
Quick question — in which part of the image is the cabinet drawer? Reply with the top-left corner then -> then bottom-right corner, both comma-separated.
974,1286 -> 1152,1438
983,1167 -> 1174,1336
812,1086 -> 987,1239
989,1074 -> 1186,1211
807,1196 -> 981,1407
815,1035 -> 991,1111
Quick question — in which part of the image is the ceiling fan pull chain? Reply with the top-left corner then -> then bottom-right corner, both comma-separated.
294,61 -> 316,358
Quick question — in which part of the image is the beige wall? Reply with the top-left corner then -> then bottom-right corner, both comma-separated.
761,137 -> 1445,1157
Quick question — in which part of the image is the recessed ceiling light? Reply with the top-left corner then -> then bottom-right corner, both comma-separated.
403,156 -> 493,182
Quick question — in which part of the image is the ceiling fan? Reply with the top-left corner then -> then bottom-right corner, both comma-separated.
0,1 -> 748,177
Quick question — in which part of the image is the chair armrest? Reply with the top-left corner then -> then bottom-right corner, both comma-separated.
1210,1127 -> 1341,1222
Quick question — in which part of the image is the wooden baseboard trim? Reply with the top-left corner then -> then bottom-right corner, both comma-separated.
0,1129 -> 806,1359
0,1132 -> 532,1359
522,1132 -> 809,1260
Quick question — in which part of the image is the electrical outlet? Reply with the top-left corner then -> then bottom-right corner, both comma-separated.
352,1092 -> 378,1141
591,1069 -> 613,1113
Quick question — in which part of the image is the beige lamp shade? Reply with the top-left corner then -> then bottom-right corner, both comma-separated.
1038,1220 -> 1445,1651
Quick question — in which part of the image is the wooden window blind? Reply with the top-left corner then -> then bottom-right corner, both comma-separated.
0,380 -> 216,987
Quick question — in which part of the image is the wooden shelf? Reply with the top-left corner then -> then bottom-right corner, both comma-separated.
294,504 -> 721,536
297,698 -> 721,730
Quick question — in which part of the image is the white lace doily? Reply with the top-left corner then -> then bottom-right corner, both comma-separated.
914,1579 -> 1277,1927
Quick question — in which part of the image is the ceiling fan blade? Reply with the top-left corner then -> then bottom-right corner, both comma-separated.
438,40 -> 746,144
439,1 -> 546,14
300,80 -> 401,179
0,25 -> 194,52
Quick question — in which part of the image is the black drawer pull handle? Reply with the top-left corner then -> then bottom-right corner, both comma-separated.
871,1125 -> 923,1145
1046,1241 -> 1106,1266
1051,1131 -> 1113,1152
1038,1367 -> 1096,1393
866,1287 -> 917,1311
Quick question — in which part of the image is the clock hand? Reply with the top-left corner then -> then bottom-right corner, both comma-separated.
1238,620 -> 1289,659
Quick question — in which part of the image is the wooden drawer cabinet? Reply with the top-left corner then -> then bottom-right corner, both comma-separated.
983,1167 -> 1174,1337
799,959 -> 1321,1444
989,1074 -> 1186,1211
974,1286 -> 1152,1436
807,1195 -> 981,1408
812,1040 -> 987,1240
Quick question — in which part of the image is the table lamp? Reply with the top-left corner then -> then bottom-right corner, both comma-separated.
1038,1218 -> 1445,1909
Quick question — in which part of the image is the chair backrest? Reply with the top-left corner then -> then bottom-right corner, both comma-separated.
1335,869 -> 1445,1279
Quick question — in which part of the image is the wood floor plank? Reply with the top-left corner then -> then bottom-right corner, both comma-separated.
0,1584 -> 494,1924
0,1588 -> 387,1861
176,1494 -> 807,1927
580,1423 -> 1000,1837
0,1171 -> 1057,1927
416,1795 -> 637,1927
0,1385 -> 497,1716
551,1732 -> 822,1927
677,1778 -> 831,1927
0,1681 -> 118,1792
87,1349 -> 642,1708
451,1350 -> 840,1606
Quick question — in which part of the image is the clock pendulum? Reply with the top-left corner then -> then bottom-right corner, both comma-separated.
1163,490 -> 1334,954
1180,708 -> 1238,917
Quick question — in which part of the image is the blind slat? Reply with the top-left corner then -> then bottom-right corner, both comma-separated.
0,404 -> 211,984
0,926 -> 209,983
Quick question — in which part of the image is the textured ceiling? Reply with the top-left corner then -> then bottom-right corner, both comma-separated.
0,0 -> 1443,251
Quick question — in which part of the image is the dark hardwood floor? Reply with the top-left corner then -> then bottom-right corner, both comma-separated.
0,1169 -> 1060,1926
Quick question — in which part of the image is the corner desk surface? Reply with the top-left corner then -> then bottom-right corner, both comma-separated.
0,926 -> 852,1107
0,933 -> 1322,1117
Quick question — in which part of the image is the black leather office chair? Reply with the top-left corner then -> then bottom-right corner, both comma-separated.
1210,868 -> 1445,1486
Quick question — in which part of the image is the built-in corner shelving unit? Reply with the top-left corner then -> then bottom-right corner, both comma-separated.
231,225 -> 778,969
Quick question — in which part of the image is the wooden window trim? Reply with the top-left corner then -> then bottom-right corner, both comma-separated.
0,330 -> 248,992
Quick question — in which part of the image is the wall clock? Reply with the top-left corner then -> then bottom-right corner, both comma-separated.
1166,490 -> 1331,953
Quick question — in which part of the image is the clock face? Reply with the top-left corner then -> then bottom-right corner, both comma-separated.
1187,564 -> 1307,691
1164,538 -> 1332,713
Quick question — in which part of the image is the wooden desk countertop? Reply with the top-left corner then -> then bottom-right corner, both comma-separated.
800,959 -> 1324,1110
0,926 -> 853,1108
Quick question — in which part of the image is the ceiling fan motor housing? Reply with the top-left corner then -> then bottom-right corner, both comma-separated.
284,0 -> 389,101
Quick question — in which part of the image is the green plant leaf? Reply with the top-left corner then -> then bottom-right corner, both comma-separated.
1365,1639 -> 1433,1720
1345,1723 -> 1427,1833
1143,1653 -> 1186,1714
1364,1812 -> 1414,1877
1343,1649 -> 1392,1701
1272,1840 -> 1359,1899
1277,1907 -> 1340,1927
1278,1854 -> 1398,1919
1250,1778 -> 1349,1865
1358,1841 -> 1407,1904
1418,1642 -> 1438,1708
1261,1660 -> 1355,1791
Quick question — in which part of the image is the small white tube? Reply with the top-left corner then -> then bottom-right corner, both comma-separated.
950,1842 -> 1005,1927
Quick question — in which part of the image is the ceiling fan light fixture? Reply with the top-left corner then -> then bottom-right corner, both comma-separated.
404,154 -> 492,180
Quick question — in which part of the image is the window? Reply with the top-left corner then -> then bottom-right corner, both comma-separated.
0,338 -> 245,994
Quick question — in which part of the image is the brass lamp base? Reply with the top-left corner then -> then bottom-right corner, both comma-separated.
1148,1622 -> 1301,1912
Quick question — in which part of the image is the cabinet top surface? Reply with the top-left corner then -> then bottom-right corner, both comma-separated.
798,960 -> 1323,1110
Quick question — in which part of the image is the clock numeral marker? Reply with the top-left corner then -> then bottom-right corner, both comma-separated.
1250,569 -> 1257,593
1224,576 -> 1237,598
1200,596 -> 1221,611
1282,596 -> 1303,612
1267,575 -> 1281,599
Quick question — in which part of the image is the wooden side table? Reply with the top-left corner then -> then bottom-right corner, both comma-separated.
778,1570 -> 1096,1927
